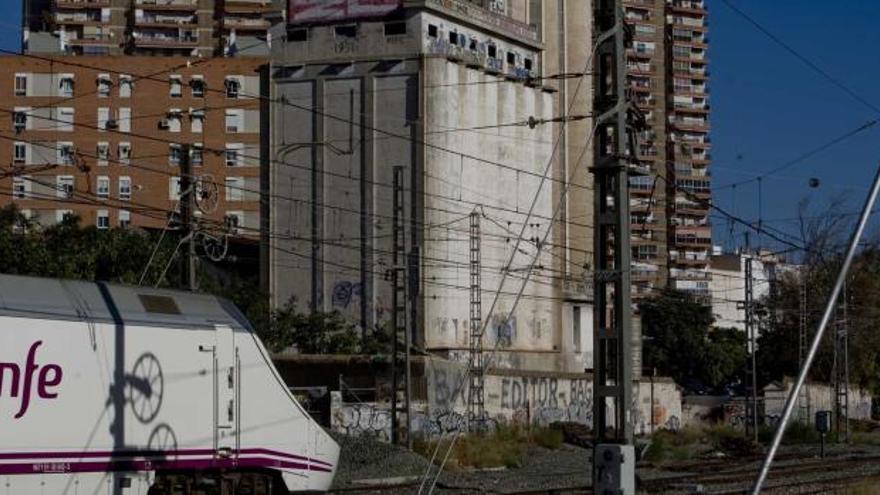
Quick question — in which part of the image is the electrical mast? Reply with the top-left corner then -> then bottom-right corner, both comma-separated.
832,280 -> 850,442
178,144 -> 197,291
592,0 -> 636,446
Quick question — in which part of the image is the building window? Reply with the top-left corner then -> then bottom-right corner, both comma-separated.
191,76 -> 205,97
97,142 -> 110,165
59,143 -> 75,166
56,107 -> 74,132
334,24 -> 356,38
427,24 -> 438,38
506,51 -> 516,65
13,177 -> 28,198
191,144 -> 203,166
119,176 -> 131,200
448,31 -> 458,45
13,142 -> 26,163
96,176 -> 110,198
97,74 -> 112,97
13,108 -> 29,132
119,209 -> 130,228
169,144 -> 183,166
118,107 -> 131,133
118,142 -> 131,165
98,107 -> 110,131
167,109 -> 182,133
119,75 -> 132,98
225,77 -> 240,98
14,73 -> 27,96
59,76 -> 74,97
225,144 -> 242,167
225,177 -> 243,202
56,209 -> 74,223
191,109 -> 204,133
169,177 -> 181,200
169,75 -> 182,97
524,58 -> 533,71
573,306 -> 581,352
385,22 -> 406,36
225,109 -> 243,133
96,210 -> 110,230
56,176 -> 74,198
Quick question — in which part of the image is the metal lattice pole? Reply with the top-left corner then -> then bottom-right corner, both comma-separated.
833,281 -> 850,442
467,210 -> 485,432
797,274 -> 809,423
592,0 -> 635,445
744,254 -> 758,441
390,166 -> 411,447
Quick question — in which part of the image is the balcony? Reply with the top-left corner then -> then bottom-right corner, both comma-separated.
224,0 -> 275,14
55,11 -> 107,24
55,0 -> 109,8
670,0 -> 707,14
135,0 -> 197,11
66,33 -> 116,46
134,13 -> 197,27
132,32 -> 198,47
670,117 -> 710,132
222,16 -> 271,30
674,235 -> 712,248
674,202 -> 707,216
670,268 -> 711,281
671,15 -> 707,30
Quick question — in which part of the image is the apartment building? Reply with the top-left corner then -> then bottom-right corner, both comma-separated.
0,55 -> 264,235
624,0 -> 712,298
22,0 -> 278,57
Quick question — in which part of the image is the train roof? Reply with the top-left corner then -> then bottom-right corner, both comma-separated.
0,274 -> 251,330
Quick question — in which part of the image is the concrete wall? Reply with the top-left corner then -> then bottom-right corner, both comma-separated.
764,380 -> 873,424
329,357 -> 682,440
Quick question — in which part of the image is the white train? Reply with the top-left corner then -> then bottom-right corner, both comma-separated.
0,274 -> 339,494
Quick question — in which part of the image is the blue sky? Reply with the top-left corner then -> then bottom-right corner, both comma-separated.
709,0 -> 880,253
0,0 -> 877,254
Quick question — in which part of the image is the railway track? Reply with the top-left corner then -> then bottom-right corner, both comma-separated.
328,453 -> 880,494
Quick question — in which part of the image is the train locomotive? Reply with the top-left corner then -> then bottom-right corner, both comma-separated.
0,274 -> 339,494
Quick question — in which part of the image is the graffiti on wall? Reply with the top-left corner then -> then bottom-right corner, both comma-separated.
499,376 -> 593,426
331,280 -> 363,309
332,402 -> 393,442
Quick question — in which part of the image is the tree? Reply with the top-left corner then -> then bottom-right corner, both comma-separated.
640,289 -> 747,391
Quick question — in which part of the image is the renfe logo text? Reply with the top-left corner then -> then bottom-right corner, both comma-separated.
0,341 -> 63,419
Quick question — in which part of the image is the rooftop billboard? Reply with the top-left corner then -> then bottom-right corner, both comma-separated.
288,0 -> 403,24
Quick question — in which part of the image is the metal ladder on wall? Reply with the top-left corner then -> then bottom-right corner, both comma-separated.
390,166 -> 412,447
467,210 -> 485,432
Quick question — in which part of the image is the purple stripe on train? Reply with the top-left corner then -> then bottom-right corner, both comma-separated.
0,456 -> 333,475
0,448 -> 334,470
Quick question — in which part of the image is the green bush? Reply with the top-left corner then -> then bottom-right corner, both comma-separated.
531,427 -> 564,450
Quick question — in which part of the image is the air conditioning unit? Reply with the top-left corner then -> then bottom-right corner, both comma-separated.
158,119 -> 170,129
